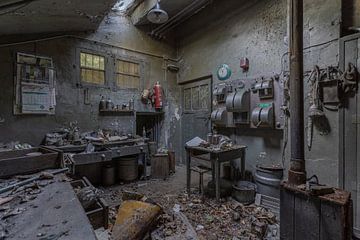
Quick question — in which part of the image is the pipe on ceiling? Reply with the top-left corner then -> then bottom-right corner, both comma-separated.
288,0 -> 306,185
149,0 -> 211,39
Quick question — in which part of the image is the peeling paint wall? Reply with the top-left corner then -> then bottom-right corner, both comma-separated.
176,0 -> 342,186
0,10 -> 181,159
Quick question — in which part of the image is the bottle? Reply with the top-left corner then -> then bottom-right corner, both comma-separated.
99,96 -> 106,111
129,98 -> 134,110
106,98 -> 113,110
142,127 -> 146,138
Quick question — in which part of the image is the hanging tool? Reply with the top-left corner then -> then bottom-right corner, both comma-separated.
307,66 -> 325,151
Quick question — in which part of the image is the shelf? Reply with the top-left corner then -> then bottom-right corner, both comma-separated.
99,109 -> 135,116
136,111 -> 165,116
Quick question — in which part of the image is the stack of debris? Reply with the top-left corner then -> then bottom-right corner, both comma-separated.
105,187 -> 279,240
44,122 -> 135,147
0,142 -> 32,152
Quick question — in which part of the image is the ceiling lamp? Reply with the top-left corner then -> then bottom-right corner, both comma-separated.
147,0 -> 168,24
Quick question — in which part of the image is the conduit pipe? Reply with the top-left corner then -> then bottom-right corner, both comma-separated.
150,0 -> 210,38
288,0 -> 306,185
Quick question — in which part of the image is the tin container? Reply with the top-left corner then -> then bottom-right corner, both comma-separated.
212,134 -> 221,145
129,99 -> 134,110
207,133 -> 213,144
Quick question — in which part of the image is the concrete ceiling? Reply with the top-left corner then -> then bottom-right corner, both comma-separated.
0,0 -> 117,36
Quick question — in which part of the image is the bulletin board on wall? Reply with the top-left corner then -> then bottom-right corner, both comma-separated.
14,53 -> 56,115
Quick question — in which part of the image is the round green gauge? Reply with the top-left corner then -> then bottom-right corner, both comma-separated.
217,64 -> 232,81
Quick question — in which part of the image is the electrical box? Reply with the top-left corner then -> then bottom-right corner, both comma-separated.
252,78 -> 274,99
213,84 -> 227,103
211,107 -> 233,126
240,57 -> 249,72
211,75 -> 284,130
251,103 -> 274,128
226,88 -> 250,124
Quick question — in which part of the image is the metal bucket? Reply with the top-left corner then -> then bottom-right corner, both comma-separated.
232,181 -> 257,205
117,157 -> 138,182
254,165 -> 283,199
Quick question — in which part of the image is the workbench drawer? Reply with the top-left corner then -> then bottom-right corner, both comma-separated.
72,151 -> 112,165
0,147 -> 60,178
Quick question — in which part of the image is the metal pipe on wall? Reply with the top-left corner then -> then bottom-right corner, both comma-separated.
288,0 -> 306,185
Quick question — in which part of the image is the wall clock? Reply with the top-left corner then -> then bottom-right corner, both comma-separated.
217,64 -> 232,81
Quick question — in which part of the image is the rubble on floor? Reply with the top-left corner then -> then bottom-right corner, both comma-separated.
0,166 -> 279,240
101,167 -> 279,240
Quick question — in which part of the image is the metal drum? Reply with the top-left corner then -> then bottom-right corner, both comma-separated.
117,157 -> 138,182
102,165 -> 115,186
254,165 -> 283,198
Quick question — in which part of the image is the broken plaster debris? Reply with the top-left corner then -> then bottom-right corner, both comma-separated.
101,167 -> 279,240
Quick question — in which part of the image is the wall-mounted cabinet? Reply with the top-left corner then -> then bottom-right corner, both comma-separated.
14,53 -> 56,115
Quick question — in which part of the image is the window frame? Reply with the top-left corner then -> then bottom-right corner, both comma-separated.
114,56 -> 144,91
182,80 -> 211,114
77,48 -> 109,88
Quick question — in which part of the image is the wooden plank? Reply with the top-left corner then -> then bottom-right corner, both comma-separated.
294,195 -> 320,240
320,202 -> 346,240
151,154 -> 169,179
0,148 -> 59,178
280,188 -> 295,240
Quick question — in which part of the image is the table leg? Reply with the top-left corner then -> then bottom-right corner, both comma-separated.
215,159 -> 220,202
186,150 -> 191,196
211,161 -> 215,181
142,151 -> 147,179
241,150 -> 246,180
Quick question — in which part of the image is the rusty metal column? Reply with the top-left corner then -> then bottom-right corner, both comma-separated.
288,0 -> 306,185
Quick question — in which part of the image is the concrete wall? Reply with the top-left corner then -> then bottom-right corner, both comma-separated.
0,10 -> 182,159
176,0 -> 342,186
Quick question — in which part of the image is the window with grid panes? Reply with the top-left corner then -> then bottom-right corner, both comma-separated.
116,59 -> 140,89
80,52 -> 105,85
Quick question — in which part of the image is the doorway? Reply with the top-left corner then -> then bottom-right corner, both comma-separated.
180,76 -> 212,163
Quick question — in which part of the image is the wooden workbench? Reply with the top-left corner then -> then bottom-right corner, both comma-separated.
5,177 -> 97,240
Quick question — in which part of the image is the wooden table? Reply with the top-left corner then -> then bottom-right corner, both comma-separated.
185,145 -> 247,202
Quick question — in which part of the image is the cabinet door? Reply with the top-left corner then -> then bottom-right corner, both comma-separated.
339,33 -> 360,237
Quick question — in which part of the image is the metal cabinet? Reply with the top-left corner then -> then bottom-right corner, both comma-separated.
339,33 -> 360,237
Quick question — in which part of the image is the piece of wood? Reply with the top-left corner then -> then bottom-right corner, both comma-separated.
0,197 -> 13,206
0,147 -> 59,178
151,154 -> 169,179
168,151 -> 176,173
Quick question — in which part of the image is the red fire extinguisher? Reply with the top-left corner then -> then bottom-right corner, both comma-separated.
153,81 -> 163,110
